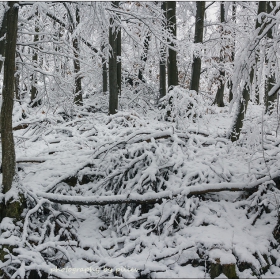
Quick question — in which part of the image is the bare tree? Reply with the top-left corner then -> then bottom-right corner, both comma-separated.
229,2 -> 236,103
138,32 -> 150,83
30,10 -> 40,107
109,1 -> 121,114
0,3 -> 7,73
265,1 -> 277,114
0,2 -> 26,227
229,2 -> 271,141
255,1 -> 266,104
72,5 -> 83,106
167,1 -> 178,89
189,1 -> 205,93
159,1 -> 167,99
214,2 -> 225,107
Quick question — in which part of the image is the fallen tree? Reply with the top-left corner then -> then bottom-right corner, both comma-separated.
36,171 -> 280,206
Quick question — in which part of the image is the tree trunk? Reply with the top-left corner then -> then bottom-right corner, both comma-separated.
117,11 -> 121,96
1,2 -> 18,195
255,1 -> 266,104
30,11 -> 40,107
228,2 -> 236,103
109,1 -> 120,114
73,6 -> 83,106
14,55 -> 20,101
189,1 -> 205,93
159,1 -> 167,99
265,1 -> 277,114
0,3 -> 8,74
0,2 -> 26,242
167,1 -> 178,89
229,83 -> 250,142
102,45 -> 108,93
229,2 -> 268,141
138,32 -> 150,83
214,2 -> 225,107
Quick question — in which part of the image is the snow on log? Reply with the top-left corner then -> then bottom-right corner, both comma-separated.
35,171 -> 280,206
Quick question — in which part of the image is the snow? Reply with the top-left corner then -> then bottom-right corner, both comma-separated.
1,85 -> 280,278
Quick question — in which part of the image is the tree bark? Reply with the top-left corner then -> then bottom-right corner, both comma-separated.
30,10 -> 40,107
109,1 -> 120,114
255,1 -> 266,104
138,32 -> 150,83
166,1 -> 178,89
73,5 -> 83,106
159,1 -> 167,99
229,83 -> 250,142
189,1 -> 205,93
0,3 -> 8,74
117,10 -> 121,96
228,2 -> 236,103
214,2 -> 225,107
265,1 -> 277,114
0,3 -> 26,246
102,44 -> 108,93
1,2 -> 18,195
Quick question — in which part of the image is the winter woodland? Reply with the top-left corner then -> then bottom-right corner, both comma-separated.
1,1 -> 280,278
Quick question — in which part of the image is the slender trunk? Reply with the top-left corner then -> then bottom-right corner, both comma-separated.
159,1 -> 167,99
138,32 -> 150,83
102,44 -> 108,93
190,1 -> 205,93
229,2 -> 268,141
265,1 -> 277,114
73,6 -> 83,106
229,2 -> 236,102
230,83 -> 250,142
108,1 -> 120,114
117,16 -> 121,96
214,2 -> 225,107
167,1 -> 178,89
255,1 -> 266,104
0,4 -> 7,73
30,12 -> 40,107
15,55 -> 20,101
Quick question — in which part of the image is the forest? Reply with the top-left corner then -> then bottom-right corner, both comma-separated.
0,1 -> 280,278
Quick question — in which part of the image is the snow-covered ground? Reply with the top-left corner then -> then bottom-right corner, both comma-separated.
1,90 -> 280,278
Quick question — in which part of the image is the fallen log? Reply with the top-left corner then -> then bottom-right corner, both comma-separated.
35,171 -> 280,206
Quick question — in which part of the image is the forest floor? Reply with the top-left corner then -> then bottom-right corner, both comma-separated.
1,89 -> 280,278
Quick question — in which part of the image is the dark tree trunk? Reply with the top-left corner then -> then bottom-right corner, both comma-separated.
159,1 -> 167,99
190,1 -> 205,93
166,1 -> 178,89
214,2 -> 225,107
0,2 -> 26,237
255,1 -> 266,104
109,1 -> 120,114
102,44 -> 108,93
1,2 -> 18,195
15,56 -> 20,101
117,16 -> 121,96
265,1 -> 277,114
229,2 -> 236,103
138,32 -> 150,83
30,11 -> 40,107
73,6 -> 83,106
0,4 -> 8,73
